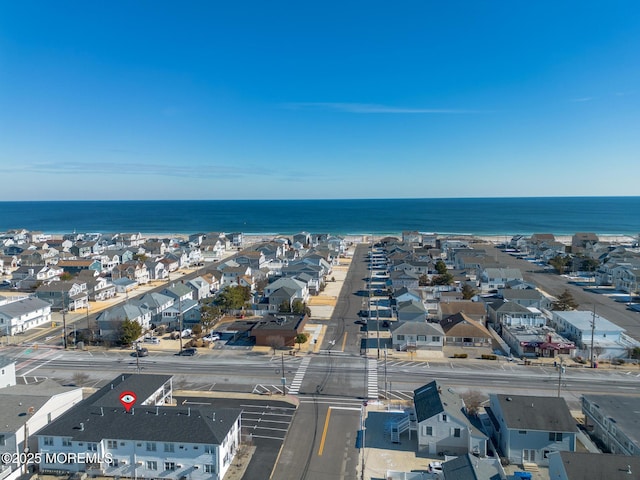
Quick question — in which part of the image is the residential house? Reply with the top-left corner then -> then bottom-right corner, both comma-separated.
35,281 -> 89,311
69,241 -> 95,258
486,300 -> 546,329
437,301 -> 487,324
487,394 -> 576,466
439,313 -> 492,348
499,289 -> 549,309
83,275 -> 117,302
413,381 -> 487,456
0,356 -> 16,388
112,278 -> 137,294
391,322 -> 444,355
571,232 -> 599,253
229,232 -> 243,247
112,262 -> 149,285
159,257 -> 180,274
548,452 -> 640,480
161,283 -> 194,303
131,292 -> 174,324
292,232 -> 311,247
235,251 -> 267,270
219,265 -> 252,287
36,373 -> 241,480
160,299 -> 201,328
142,240 -> 167,256
144,259 -> 168,281
389,270 -> 420,289
402,231 -> 422,245
480,268 -> 523,292
57,259 -> 102,276
582,394 -> 640,456
251,313 -> 308,347
186,276 -> 212,301
96,303 -> 152,340
550,310 -> 639,360
441,454 -> 506,480
11,265 -> 63,289
0,380 -> 83,480
0,296 -> 52,335
396,300 -> 427,323
264,277 -> 309,302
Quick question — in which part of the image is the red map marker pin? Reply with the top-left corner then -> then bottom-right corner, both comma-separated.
119,391 -> 137,413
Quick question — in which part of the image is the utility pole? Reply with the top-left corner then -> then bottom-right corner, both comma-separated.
556,357 -> 565,397
61,291 -> 68,350
178,296 -> 183,354
591,305 -> 596,368
384,347 -> 388,402
376,298 -> 380,359
281,352 -> 286,396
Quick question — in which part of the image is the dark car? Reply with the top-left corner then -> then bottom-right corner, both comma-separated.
382,320 -> 390,328
132,347 -> 149,357
179,348 -> 197,356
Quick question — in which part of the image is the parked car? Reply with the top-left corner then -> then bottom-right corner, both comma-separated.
202,334 -> 220,342
428,461 -> 443,474
144,336 -> 160,344
132,347 -> 149,357
178,348 -> 197,356
181,329 -> 192,338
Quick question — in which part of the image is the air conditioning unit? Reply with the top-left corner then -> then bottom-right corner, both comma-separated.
193,466 -> 199,469
120,460 -> 127,465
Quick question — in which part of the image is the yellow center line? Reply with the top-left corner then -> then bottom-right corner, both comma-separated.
341,332 -> 348,352
318,407 -> 332,456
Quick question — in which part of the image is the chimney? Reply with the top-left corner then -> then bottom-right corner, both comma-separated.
100,407 -> 104,416
80,422 -> 84,431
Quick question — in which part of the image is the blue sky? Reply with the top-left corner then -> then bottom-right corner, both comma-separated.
1,1 -> 639,200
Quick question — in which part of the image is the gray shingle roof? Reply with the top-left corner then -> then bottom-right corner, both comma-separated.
35,374 -> 241,445
0,296 -> 51,317
494,394 -> 576,432
555,452 -> 640,480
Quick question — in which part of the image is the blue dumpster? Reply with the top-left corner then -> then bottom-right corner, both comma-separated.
513,472 -> 532,480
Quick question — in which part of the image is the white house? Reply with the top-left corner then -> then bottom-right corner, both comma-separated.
36,374 -> 241,480
0,380 -> 83,480
0,296 -> 52,336
550,310 -> 639,360
413,381 -> 487,456
0,356 -> 16,389
391,322 -> 444,356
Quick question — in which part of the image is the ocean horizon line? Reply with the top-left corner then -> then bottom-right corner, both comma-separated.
1,195 -> 639,203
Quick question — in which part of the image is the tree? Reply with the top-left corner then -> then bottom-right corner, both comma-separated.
214,285 -> 251,311
432,273 -> 454,286
461,284 -> 477,300
200,303 -> 221,333
267,335 -> 285,355
118,318 -> 142,346
255,277 -> 269,294
462,390 -> 486,417
552,289 -> 578,311
579,257 -> 600,272
549,255 -> 571,274
191,324 -> 202,336
279,300 -> 292,313
60,271 -> 74,281
295,333 -> 308,350
435,260 -> 448,275
291,299 -> 311,316
133,253 -> 148,262
418,274 -> 430,286
72,372 -> 90,387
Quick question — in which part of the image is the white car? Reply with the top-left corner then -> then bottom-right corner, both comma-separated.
202,334 -> 220,342
428,461 -> 443,474
181,329 -> 192,338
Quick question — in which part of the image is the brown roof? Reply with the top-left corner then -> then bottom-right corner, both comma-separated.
440,313 -> 491,338
439,301 -> 486,317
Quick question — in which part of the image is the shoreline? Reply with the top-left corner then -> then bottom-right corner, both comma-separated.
37,232 -> 637,246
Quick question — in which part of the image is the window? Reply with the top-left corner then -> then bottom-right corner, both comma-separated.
549,432 -> 563,441
432,336 -> 440,342
426,426 -> 433,436
454,428 -> 461,438
205,445 -> 214,454
397,335 -> 405,341
204,464 -> 215,473
519,430 -> 527,435
146,442 -> 157,452
87,443 -> 97,451
164,443 -> 174,452
62,438 -> 72,447
43,437 -> 54,446
0,435 -> 5,446
164,462 -> 176,471
417,335 -> 426,341
146,461 -> 157,471
442,414 -> 447,422
107,440 -> 117,449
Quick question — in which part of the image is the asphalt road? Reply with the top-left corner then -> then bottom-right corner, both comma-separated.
479,243 -> 640,340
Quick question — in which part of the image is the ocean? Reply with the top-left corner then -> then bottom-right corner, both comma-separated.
0,197 -> 638,236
